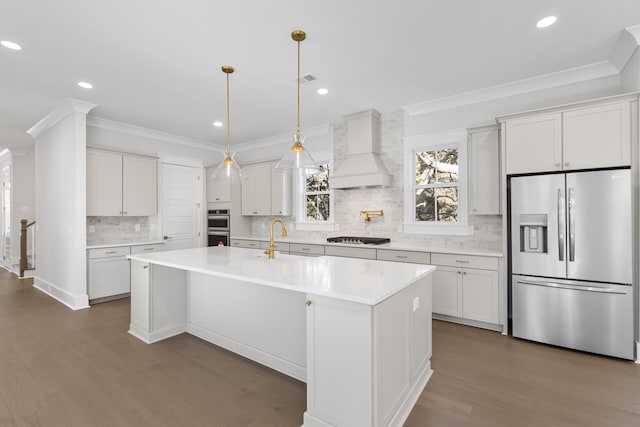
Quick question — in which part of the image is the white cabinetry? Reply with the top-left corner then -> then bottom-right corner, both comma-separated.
502,97 -> 634,175
207,175 -> 231,203
88,246 -> 131,300
88,243 -> 164,302
230,238 -> 261,249
431,253 -> 499,325
241,162 -> 292,216
324,245 -> 376,260
469,126 -> 500,215
87,149 -> 157,216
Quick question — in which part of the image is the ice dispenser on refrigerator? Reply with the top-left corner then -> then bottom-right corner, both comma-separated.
518,214 -> 547,253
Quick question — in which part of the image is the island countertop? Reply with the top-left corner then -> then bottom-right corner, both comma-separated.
128,246 -> 435,305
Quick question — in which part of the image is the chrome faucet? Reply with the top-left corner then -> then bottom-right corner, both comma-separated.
265,219 -> 288,259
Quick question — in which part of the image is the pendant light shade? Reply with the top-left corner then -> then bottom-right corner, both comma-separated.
275,30 -> 320,175
213,65 -> 242,182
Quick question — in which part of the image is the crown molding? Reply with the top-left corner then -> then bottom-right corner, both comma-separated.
403,61 -> 618,116
610,24 -> 640,73
233,123 -> 331,152
27,98 -> 97,139
86,116 -> 221,153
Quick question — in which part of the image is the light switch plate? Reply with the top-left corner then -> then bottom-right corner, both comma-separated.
412,296 -> 419,312
135,224 -> 141,232
88,225 -> 95,233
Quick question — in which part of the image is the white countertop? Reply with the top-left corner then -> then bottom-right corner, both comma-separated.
128,246 -> 436,305
87,240 -> 166,250
231,235 -> 503,257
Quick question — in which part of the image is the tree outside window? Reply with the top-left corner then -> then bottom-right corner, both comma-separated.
414,147 -> 459,222
305,164 -> 330,221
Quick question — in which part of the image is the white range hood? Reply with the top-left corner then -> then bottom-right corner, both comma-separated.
331,109 -> 392,189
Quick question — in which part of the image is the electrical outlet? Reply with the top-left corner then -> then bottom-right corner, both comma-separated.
412,296 -> 419,312
88,225 -> 95,233
135,224 -> 141,232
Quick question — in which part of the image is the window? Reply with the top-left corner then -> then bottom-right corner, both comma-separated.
415,148 -> 459,222
295,161 -> 336,231
304,164 -> 331,221
403,129 -> 472,235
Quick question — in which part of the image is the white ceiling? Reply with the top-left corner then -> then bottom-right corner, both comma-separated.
1,0 -> 640,152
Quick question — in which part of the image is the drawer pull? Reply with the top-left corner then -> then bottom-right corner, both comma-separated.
396,255 -> 408,259
143,248 -> 154,251
105,251 -> 117,254
455,260 -> 470,264
302,248 -> 310,251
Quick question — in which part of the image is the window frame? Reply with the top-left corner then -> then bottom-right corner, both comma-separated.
403,129 -> 473,236
295,152 -> 337,232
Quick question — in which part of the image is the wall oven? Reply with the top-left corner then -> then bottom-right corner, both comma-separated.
208,209 -> 230,247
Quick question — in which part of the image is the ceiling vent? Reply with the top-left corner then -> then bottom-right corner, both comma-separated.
331,109 -> 393,189
293,74 -> 316,84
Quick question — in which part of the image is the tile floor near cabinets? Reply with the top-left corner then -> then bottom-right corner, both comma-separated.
1,268 -> 638,426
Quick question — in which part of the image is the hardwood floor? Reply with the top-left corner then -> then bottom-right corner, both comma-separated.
1,268 -> 639,426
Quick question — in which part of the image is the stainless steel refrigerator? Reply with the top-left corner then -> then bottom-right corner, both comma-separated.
510,168 -> 634,359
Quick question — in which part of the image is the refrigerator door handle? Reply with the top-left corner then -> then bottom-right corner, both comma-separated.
557,188 -> 565,261
568,187 -> 575,262
516,279 -> 627,295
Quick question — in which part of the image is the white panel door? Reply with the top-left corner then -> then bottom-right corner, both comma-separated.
161,163 -> 202,251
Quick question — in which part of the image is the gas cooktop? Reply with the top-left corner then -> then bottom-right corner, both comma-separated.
326,236 -> 391,245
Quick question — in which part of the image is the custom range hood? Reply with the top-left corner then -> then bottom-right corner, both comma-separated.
331,109 -> 392,189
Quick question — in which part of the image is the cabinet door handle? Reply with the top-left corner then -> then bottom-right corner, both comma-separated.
305,301 -> 312,306
463,271 -> 467,275
143,265 -> 149,269
564,162 -> 570,167
457,271 -> 462,275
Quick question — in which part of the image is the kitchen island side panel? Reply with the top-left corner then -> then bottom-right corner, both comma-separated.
186,271 -> 307,381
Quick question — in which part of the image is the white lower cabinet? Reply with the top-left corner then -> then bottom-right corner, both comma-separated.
431,253 -> 500,325
88,243 -> 164,302
88,246 -> 132,300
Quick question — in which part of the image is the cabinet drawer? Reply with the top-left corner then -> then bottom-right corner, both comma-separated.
376,249 -> 430,264
88,246 -> 131,259
259,241 -> 290,252
289,243 -> 325,256
230,239 -> 261,249
431,253 -> 498,270
131,244 -> 165,255
324,245 -> 376,260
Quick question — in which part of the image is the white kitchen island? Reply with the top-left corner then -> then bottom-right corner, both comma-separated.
127,246 -> 435,427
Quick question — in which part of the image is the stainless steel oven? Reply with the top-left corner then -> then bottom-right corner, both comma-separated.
208,209 -> 230,246
208,209 -> 230,230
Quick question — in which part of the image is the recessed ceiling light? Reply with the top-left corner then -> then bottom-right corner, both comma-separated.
317,88 -> 329,95
78,81 -> 93,89
536,16 -> 557,28
213,121 -> 223,127
1,40 -> 22,51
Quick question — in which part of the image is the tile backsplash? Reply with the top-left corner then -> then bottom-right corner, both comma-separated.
87,216 -> 155,245
250,110 -> 503,252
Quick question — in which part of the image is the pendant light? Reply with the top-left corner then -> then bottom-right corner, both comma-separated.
275,30 -> 320,175
214,65 -> 241,182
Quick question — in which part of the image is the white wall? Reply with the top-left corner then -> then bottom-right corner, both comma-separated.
34,112 -> 89,309
11,150 -> 35,263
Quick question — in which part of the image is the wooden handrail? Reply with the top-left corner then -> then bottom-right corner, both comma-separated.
20,219 -> 35,278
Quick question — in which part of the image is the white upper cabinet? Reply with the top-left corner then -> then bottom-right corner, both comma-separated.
468,126 -> 500,215
505,113 -> 562,174
207,174 -> 231,203
87,150 -> 123,216
87,148 -> 157,216
562,102 -> 631,170
502,96 -> 635,175
123,155 -> 157,216
241,162 -> 292,216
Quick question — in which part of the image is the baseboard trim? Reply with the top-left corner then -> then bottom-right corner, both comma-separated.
33,276 -> 89,310
388,361 -> 433,427
635,341 -> 639,364
433,313 -> 503,332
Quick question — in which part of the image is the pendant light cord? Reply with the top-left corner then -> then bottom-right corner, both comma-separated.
296,39 -> 301,143
226,71 -> 231,156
